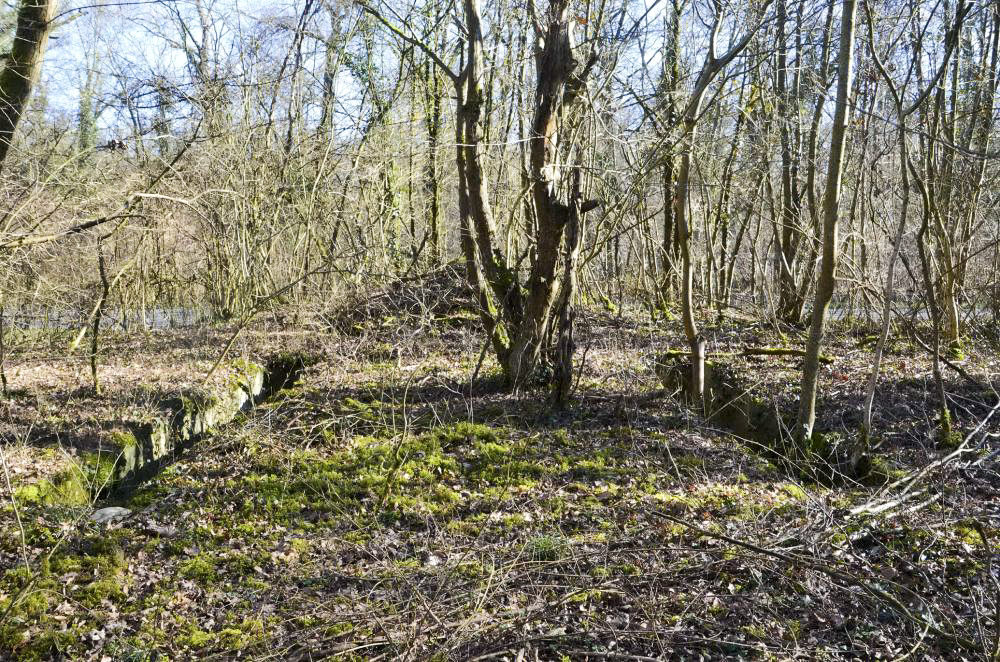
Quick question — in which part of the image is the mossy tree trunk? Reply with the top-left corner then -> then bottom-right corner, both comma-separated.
0,0 -> 57,171
454,0 -> 521,367
659,0 -> 682,292
796,0 -> 858,443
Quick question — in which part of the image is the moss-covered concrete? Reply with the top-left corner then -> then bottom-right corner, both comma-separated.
14,355 -> 310,504
109,359 -> 268,493
655,356 -> 868,483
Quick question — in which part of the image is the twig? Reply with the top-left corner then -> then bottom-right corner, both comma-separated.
651,509 -> 980,652
0,125 -> 198,252
201,262 -> 329,385
562,652 -> 663,662
851,397 -> 1000,517
972,522 -> 1000,661
906,325 -> 985,389
0,442 -> 29,568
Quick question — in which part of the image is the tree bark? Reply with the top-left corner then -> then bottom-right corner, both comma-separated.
0,0 -> 57,171
505,0 -> 596,385
796,0 -> 858,443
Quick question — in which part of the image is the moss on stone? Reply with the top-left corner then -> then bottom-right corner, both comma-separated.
13,464 -> 90,507
266,350 -> 320,390
111,429 -> 139,449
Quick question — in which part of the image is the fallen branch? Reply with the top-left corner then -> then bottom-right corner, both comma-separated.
905,324 -> 986,390
660,346 -> 835,364
0,213 -> 142,250
651,509 -> 980,653
875,396 -> 1000,497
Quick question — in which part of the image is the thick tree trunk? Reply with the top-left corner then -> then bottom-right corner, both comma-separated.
0,0 -> 57,171
507,1 -> 576,382
504,0 -> 597,386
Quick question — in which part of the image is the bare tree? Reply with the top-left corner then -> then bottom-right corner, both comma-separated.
671,0 -> 771,401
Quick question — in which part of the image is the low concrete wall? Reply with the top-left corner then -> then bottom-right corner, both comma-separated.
109,360 -> 268,491
12,353 -> 314,506
657,357 -> 786,447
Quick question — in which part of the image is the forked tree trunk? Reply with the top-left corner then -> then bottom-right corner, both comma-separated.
672,4 -> 769,402
505,0 -> 597,386
365,0 -> 596,390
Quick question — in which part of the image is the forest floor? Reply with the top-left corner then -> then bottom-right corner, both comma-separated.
2,281 -> 999,660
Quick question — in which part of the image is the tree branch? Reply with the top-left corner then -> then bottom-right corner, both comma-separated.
355,1 -> 460,85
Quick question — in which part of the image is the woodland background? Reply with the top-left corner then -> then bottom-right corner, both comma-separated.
0,0 -> 999,658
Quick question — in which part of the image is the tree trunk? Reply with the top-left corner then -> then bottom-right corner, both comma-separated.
775,0 -> 804,323
660,0 -> 682,288
505,0 -> 596,385
858,0 -> 967,462
0,0 -> 57,171
672,6 -> 767,401
796,0 -> 858,443
553,165 -> 584,405
423,56 -> 443,264
460,0 -> 521,335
